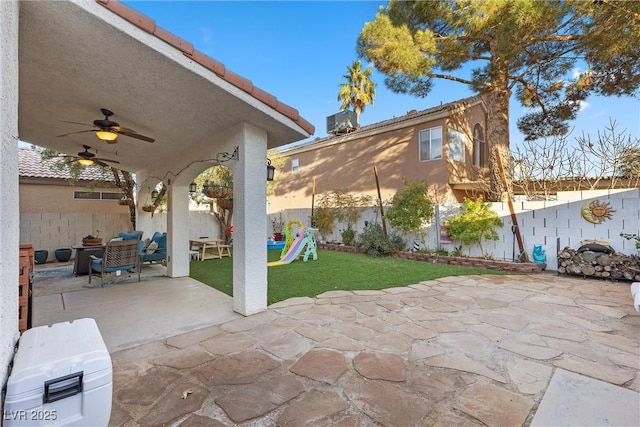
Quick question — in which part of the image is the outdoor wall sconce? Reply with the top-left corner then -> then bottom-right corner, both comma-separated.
95,130 -> 118,142
214,145 -> 274,181
189,182 -> 197,193
267,159 -> 275,181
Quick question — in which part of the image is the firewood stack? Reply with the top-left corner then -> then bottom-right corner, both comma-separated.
558,245 -> 640,281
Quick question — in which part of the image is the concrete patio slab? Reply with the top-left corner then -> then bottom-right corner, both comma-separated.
531,368 -> 640,427
32,273 -> 240,352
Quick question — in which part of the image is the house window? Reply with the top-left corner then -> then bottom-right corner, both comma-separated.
101,192 -> 123,200
419,126 -> 442,161
291,158 -> 299,174
74,191 -> 122,200
448,128 -> 466,163
74,191 -> 101,200
473,123 -> 485,167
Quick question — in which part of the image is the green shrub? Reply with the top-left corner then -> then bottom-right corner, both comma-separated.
356,223 -> 405,257
385,179 -> 434,242
445,197 -> 503,256
341,227 -> 356,246
311,207 -> 335,241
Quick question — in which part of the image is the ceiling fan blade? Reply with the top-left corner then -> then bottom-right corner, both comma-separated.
60,120 -> 96,127
116,129 -> 155,143
94,160 -> 110,168
57,130 -> 95,138
94,157 -> 120,164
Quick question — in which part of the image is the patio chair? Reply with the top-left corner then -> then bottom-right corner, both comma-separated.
88,239 -> 142,287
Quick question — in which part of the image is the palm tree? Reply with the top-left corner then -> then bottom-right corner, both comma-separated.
337,60 -> 376,127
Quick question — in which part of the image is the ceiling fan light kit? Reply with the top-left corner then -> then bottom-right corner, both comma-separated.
55,144 -> 120,167
57,108 -> 155,143
95,130 -> 118,142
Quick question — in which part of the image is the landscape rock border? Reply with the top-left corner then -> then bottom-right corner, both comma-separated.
318,243 -> 546,274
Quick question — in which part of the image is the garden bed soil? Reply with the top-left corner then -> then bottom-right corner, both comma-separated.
318,243 -> 546,274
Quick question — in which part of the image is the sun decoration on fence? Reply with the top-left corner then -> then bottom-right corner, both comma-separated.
581,199 -> 616,224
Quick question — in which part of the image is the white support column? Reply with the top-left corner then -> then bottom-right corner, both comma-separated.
166,181 -> 190,277
0,0 -> 20,388
231,123 -> 269,315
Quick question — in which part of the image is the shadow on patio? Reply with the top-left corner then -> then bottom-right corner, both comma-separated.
31,262 -> 240,352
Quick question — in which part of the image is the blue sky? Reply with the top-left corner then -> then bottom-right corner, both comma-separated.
124,1 -> 639,149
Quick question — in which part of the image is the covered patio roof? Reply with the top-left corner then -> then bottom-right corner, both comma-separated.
13,0 -> 316,316
18,0 -> 313,172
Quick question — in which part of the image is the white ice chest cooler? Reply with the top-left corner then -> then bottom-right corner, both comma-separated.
4,318 -> 112,426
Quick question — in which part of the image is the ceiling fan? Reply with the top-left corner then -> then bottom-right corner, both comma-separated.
57,108 -> 155,143
55,145 -> 120,167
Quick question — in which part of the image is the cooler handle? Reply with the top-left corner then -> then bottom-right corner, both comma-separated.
44,371 -> 84,403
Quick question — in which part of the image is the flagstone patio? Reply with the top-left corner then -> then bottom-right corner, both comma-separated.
95,273 -> 639,426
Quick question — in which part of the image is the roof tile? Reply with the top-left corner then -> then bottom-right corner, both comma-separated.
19,149 -> 114,182
154,27 -> 194,55
284,95 -> 483,152
183,50 -> 225,77
97,0 -> 156,34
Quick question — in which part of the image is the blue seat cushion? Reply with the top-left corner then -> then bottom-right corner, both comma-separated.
142,232 -> 167,262
91,258 -> 136,273
150,232 -> 166,250
117,231 -> 143,240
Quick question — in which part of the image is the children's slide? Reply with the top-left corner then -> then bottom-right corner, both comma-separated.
267,235 -> 307,267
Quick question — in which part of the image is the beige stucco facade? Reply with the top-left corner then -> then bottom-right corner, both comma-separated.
19,179 -> 132,262
19,180 -> 129,215
270,97 -> 489,213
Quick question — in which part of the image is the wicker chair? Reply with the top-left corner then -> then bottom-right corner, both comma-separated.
88,239 -> 142,287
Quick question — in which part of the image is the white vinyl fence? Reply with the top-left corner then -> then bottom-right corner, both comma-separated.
268,189 -> 640,271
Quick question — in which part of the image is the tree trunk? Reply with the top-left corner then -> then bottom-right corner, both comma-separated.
212,204 -> 233,242
481,89 -> 512,201
112,168 -> 137,229
481,43 -> 512,202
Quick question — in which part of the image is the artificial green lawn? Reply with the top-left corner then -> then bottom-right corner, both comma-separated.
190,249 -> 514,305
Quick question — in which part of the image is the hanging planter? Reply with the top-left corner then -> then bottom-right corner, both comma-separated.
118,198 -> 132,206
216,198 -> 233,210
203,185 -> 232,199
142,205 -> 155,213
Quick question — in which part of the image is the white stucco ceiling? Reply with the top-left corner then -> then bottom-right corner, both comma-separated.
18,1 -> 311,175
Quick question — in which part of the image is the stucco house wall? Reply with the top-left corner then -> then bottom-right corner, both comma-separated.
1,0 -> 20,398
270,96 -> 488,212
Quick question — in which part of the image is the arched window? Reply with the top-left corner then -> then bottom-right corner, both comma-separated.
473,124 -> 485,167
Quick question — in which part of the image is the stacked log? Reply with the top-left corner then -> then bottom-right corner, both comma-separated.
558,247 -> 640,281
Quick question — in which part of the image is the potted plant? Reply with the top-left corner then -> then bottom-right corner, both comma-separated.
272,213 -> 285,241
34,250 -> 48,264
54,248 -> 72,262
82,230 -> 102,246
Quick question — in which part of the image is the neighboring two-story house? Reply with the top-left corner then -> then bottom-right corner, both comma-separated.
270,96 -> 489,212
